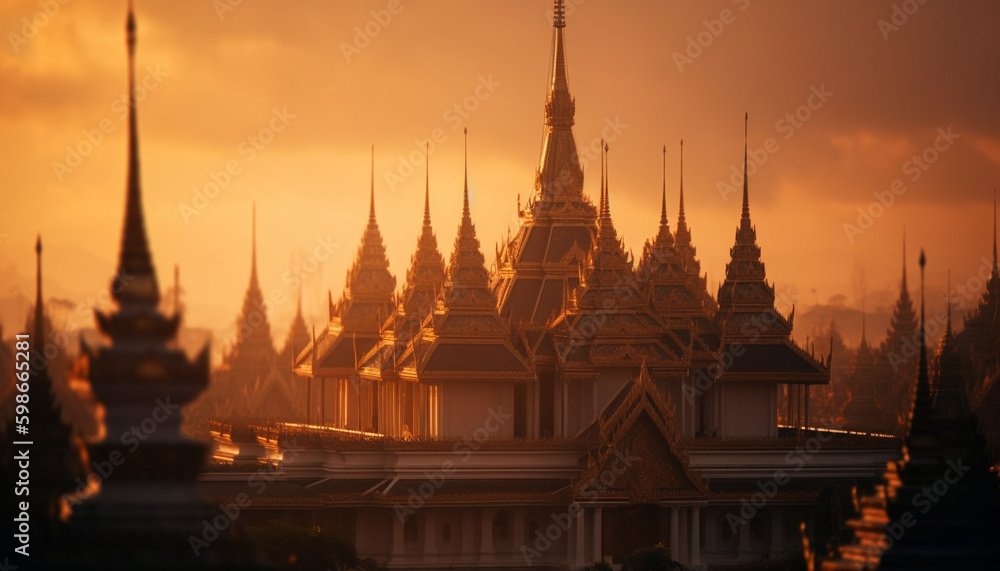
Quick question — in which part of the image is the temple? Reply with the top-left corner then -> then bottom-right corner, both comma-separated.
255,2 -> 899,568
19,0 -> 1000,569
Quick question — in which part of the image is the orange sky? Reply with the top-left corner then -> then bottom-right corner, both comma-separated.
1,0 -> 998,357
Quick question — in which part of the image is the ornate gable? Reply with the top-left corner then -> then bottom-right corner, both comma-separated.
575,365 -> 705,502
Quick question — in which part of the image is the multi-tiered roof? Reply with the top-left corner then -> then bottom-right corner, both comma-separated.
295,151 -> 396,378
492,0 -> 598,325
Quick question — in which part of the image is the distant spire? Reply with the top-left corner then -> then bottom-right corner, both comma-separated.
860,290 -> 867,346
946,269 -> 952,337
915,250 -> 931,411
34,235 -> 44,346
677,139 -> 687,227
369,145 -> 376,225
598,140 -> 605,214
249,202 -> 259,291
423,140 -> 431,227
173,264 -> 180,315
674,139 -> 692,250
602,141 -> 611,220
742,112 -> 750,222
463,128 -> 470,223
449,127 -> 490,291
660,144 -> 668,227
297,282 -> 303,317
993,190 -> 997,278
402,139 -> 446,317
114,0 -> 158,306
902,227 -> 908,292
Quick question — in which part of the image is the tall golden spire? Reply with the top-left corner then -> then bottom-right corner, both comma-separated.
660,144 -> 668,227
598,139 -> 606,219
551,0 -> 568,91
250,201 -> 259,292
369,144 -> 376,226
115,0 -> 158,307
423,140 -> 431,227
717,115 -> 774,315
534,0 -> 584,207
402,139 -> 446,317
463,128 -> 470,224
342,144 -> 394,315
741,112 -> 750,223
448,128 -> 490,292
601,141 -> 611,222
675,139 -> 690,246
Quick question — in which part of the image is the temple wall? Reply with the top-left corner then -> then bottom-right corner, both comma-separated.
719,382 -> 777,437
438,381 -> 515,438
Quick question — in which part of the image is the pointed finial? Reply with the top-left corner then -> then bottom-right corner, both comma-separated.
423,140 -> 431,227
916,249 -> 929,404
993,189 -> 997,277
34,235 -> 44,346
603,141 -> 611,218
678,139 -> 686,224
860,289 -> 867,345
742,112 -> 750,221
296,282 -> 303,316
553,0 -> 566,28
126,0 -> 136,53
115,0 -> 159,306
902,227 -> 908,290
946,269 -> 952,337
369,144 -> 376,224
660,144 -> 668,227
463,128 -> 470,221
174,263 -> 180,314
251,201 -> 257,275
598,144 -> 605,209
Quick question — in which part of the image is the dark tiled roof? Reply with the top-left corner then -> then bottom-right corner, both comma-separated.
724,343 -> 825,374
423,342 -> 529,373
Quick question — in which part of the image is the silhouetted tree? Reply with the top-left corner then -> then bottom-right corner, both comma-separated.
621,543 -> 683,570
248,520 -> 376,571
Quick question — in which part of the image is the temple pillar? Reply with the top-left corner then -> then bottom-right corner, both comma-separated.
480,509 -> 494,561
804,385 -> 810,431
705,509 -> 718,552
560,377 -> 568,437
423,509 -> 437,557
306,376 -> 312,424
678,507 -> 688,562
573,506 -> 586,566
592,507 -> 602,563
770,508 -> 784,553
391,513 -> 405,560
461,509 -> 475,557
320,377 -> 326,426
738,516 -> 751,557
512,508 -> 525,551
690,506 -> 701,566
670,507 -> 679,558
